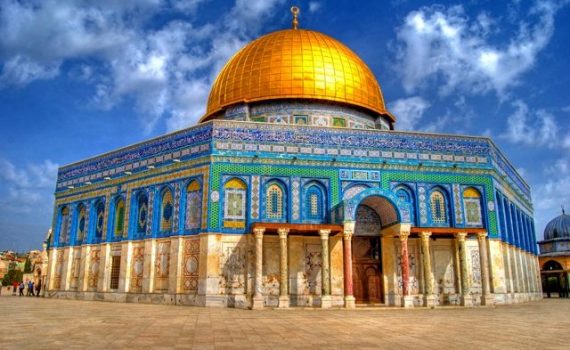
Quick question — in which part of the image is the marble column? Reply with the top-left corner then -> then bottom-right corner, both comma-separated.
278,228 -> 290,308
419,231 -> 436,307
504,243 -> 515,303
400,229 -> 413,307
477,232 -> 494,306
342,222 -> 355,309
319,229 -> 332,308
252,227 -> 265,310
456,232 -> 473,307
453,238 -> 462,296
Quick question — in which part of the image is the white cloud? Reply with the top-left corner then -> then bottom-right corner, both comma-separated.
501,100 -> 559,148
227,0 -> 286,34
388,96 -> 430,130
0,55 -> 60,85
0,0 -> 288,132
0,159 -> 58,214
170,0 -> 207,12
309,2 -> 321,13
394,1 -> 565,97
389,95 -> 474,134
532,165 -> 570,239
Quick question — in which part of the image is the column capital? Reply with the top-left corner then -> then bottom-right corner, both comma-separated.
343,220 -> 355,231
419,231 -> 432,239
476,231 -> 488,240
277,228 -> 289,239
319,229 -> 331,240
343,221 -> 355,240
253,227 -> 265,239
399,230 -> 410,242
455,232 -> 468,241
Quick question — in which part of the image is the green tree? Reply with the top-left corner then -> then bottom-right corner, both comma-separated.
2,269 -> 23,286
23,257 -> 32,273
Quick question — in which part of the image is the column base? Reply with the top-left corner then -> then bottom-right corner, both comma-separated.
402,295 -> 414,308
321,295 -> 332,309
460,295 -> 474,307
481,294 -> 495,306
278,295 -> 290,308
423,294 -> 437,308
251,296 -> 265,310
344,295 -> 356,309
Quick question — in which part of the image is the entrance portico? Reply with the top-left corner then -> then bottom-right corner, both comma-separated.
250,187 -> 494,309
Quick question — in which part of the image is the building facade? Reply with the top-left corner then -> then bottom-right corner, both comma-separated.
45,13 -> 542,308
538,211 -> 570,296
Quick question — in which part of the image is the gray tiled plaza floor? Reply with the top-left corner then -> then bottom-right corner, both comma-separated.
0,294 -> 568,349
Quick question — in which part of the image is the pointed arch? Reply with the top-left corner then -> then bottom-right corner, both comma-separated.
542,260 -> 563,271
223,177 -> 247,229
303,181 -> 327,223
463,187 -> 483,226
394,184 -> 416,225
264,179 -> 287,222
58,206 -> 70,245
342,187 -> 408,224
113,197 -> 125,238
75,203 -> 87,244
134,191 -> 148,239
185,179 -> 202,231
429,187 -> 449,226
159,186 -> 174,234
94,200 -> 106,241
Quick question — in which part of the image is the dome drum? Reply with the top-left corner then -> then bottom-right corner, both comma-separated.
219,100 -> 393,130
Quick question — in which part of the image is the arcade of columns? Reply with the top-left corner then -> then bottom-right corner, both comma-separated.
250,223 -> 502,309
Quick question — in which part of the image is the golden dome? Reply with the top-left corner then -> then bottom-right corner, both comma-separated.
202,28 -> 393,122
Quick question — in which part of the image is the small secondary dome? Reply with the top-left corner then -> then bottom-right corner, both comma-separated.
543,210 -> 570,240
202,22 -> 393,123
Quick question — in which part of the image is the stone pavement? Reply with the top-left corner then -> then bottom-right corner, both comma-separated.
0,295 -> 569,350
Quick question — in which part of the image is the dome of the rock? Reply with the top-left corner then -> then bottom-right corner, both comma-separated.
202,28 -> 394,123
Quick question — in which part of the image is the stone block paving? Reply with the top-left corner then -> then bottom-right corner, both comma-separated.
0,295 -> 569,349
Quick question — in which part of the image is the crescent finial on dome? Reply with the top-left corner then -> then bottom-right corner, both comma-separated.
291,6 -> 300,29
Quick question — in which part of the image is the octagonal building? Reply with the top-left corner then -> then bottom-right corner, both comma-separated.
45,15 -> 541,308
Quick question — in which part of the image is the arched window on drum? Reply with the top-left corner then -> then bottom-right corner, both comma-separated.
429,189 -> 449,225
159,187 -> 174,234
304,183 -> 326,223
113,197 -> 125,239
185,180 -> 202,231
59,206 -> 70,245
463,187 -> 483,226
75,203 -> 87,244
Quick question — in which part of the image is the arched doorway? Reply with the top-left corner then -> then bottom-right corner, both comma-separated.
352,195 -> 400,304
542,260 -> 564,297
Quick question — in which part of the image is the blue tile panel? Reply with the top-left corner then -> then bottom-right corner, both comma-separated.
56,123 -> 213,191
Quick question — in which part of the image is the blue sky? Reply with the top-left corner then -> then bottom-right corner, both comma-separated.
0,0 -> 569,251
